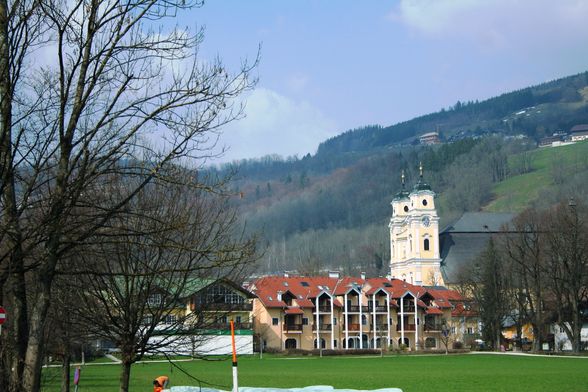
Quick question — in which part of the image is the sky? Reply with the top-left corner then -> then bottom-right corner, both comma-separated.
178,0 -> 588,162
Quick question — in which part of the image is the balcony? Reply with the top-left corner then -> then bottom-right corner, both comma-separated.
424,323 -> 443,332
318,306 -> 332,312
368,305 -> 388,312
347,305 -> 369,312
345,323 -> 360,331
193,322 -> 252,331
283,324 -> 303,332
312,324 -> 332,331
400,305 -> 415,312
375,324 -> 388,331
194,302 -> 253,311
396,323 -> 416,331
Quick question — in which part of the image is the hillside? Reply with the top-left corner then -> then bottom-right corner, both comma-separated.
485,140 -> 588,212
214,71 -> 588,275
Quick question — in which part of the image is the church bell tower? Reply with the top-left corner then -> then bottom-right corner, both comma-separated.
389,163 -> 443,286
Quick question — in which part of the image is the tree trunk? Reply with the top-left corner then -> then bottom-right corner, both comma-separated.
22,262 -> 56,392
119,359 -> 133,392
4,268 -> 29,392
61,353 -> 71,392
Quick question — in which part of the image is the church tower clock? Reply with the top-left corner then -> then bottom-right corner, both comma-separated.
389,164 -> 443,286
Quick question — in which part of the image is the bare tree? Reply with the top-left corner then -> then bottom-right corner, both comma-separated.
502,208 -> 550,352
545,199 -> 588,353
68,176 -> 255,392
0,0 -> 257,390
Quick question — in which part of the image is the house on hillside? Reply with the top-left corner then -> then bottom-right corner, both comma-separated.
250,273 -> 478,352
419,132 -> 441,145
570,124 -> 588,141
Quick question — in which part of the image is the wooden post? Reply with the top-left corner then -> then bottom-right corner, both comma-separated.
231,320 -> 238,392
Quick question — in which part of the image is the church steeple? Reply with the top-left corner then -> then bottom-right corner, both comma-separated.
389,162 -> 442,286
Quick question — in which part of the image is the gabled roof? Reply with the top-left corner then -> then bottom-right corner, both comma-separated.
440,212 -> 515,283
178,278 -> 255,299
252,275 -> 466,311
571,124 -> 588,133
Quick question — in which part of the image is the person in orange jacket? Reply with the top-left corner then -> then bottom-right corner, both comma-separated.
153,375 -> 169,392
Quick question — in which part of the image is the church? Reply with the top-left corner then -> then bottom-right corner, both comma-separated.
389,164 -> 514,287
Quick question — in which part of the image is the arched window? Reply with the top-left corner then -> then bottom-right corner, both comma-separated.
285,339 -> 297,349
314,338 -> 326,349
424,238 -> 430,251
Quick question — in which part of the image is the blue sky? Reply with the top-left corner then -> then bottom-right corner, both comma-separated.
180,0 -> 588,162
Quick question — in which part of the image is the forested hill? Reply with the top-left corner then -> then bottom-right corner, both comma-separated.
317,71 -> 588,156
212,71 -> 588,182
208,70 -> 588,276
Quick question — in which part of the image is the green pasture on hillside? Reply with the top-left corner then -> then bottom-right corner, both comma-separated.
42,354 -> 588,392
485,140 -> 588,212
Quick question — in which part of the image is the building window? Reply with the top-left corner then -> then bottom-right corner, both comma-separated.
272,318 -> 279,325
404,205 -> 409,212
362,315 -> 367,325
425,337 -> 436,348
236,316 -> 242,323
333,317 -> 337,325
148,294 -> 162,306
451,327 -> 456,334
197,284 -> 245,305
424,238 -> 430,251
164,315 -> 177,325
334,340 -> 337,348
302,317 -> 309,325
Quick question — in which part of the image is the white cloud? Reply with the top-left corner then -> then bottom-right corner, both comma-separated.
390,0 -> 588,52
215,88 -> 337,162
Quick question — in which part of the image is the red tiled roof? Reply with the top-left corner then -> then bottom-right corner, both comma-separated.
426,307 -> 444,315
284,307 -> 304,314
252,275 -> 466,311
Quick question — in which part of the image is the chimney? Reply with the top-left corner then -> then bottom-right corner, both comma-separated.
328,271 -> 340,279
284,271 -> 289,278
277,291 -> 283,301
360,272 -> 366,280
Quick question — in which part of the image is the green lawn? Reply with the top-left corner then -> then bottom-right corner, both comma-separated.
41,354 -> 588,392
485,140 -> 588,212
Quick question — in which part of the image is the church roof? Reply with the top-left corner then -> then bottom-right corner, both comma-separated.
440,212 -> 515,284
412,179 -> 431,192
442,212 -> 515,233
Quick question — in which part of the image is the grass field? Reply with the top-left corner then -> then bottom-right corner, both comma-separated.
485,140 -> 588,212
41,353 -> 588,392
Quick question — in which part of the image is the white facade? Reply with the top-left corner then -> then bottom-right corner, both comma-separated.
148,334 -> 253,355
551,323 -> 588,351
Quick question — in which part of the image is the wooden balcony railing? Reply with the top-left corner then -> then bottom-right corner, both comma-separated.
318,306 -> 332,312
400,305 -> 415,312
424,323 -> 443,332
345,323 -> 360,331
193,303 -> 253,311
283,324 -> 303,332
368,305 -> 388,312
347,305 -> 369,312
396,323 -> 416,331
312,324 -> 332,331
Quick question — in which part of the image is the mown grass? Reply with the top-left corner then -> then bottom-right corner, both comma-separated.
41,353 -> 588,392
485,140 -> 588,212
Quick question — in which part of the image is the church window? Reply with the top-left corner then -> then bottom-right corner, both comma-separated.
422,199 -> 428,206
424,238 -> 430,251
403,206 -> 408,212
